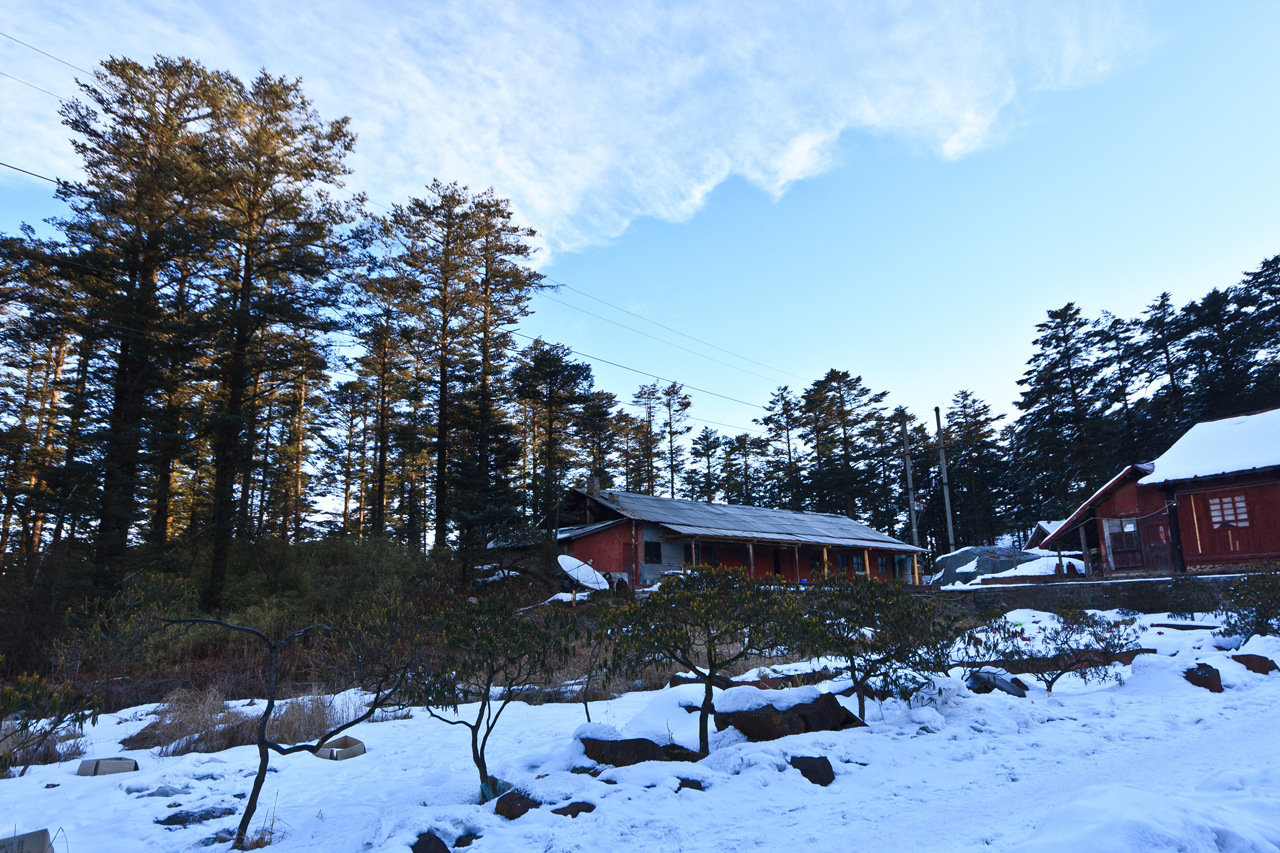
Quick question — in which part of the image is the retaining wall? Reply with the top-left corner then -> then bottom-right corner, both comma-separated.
931,574 -> 1243,617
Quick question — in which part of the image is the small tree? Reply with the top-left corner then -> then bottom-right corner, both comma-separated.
1166,575 -> 1219,621
990,609 -> 1141,696
413,592 -> 576,802
604,568 -> 799,755
165,617 -> 414,849
1218,564 -> 1280,638
0,660 -> 98,778
801,579 -> 957,719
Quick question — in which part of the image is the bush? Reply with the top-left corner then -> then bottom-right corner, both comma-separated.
1166,576 -> 1218,621
1218,564 -> 1280,638
0,661 -> 97,777
989,609 -> 1141,695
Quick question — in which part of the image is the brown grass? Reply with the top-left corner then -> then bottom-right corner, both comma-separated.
0,722 -> 87,776
121,688 -> 366,756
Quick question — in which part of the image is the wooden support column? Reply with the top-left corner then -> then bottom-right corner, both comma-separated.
863,549 -> 871,580
822,546 -> 829,581
631,520 -> 638,588
1078,525 -> 1092,577
912,553 -> 920,585
794,546 -> 800,582
747,541 -> 755,575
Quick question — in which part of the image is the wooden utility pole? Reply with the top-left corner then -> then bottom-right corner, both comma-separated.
900,411 -> 919,548
934,407 -> 956,555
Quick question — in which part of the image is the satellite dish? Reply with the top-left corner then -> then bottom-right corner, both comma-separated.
557,555 -> 609,591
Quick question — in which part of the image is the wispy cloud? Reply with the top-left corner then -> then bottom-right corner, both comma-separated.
1,0 -> 1146,253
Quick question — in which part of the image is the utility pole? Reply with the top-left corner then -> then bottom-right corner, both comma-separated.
900,411 -> 919,548
934,406 -> 956,555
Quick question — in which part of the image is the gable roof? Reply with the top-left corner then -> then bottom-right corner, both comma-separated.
1040,463 -> 1154,550
1139,407 -> 1280,485
574,489 -> 923,552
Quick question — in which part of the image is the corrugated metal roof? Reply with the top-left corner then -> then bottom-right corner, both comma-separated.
579,490 -> 922,553
556,518 -> 626,540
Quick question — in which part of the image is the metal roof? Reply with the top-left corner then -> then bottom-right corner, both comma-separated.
576,489 -> 923,553
555,518 -> 626,541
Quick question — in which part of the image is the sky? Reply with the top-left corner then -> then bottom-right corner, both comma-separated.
2,0 -> 1278,439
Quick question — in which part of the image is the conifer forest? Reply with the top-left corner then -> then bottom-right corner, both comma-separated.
2,57 -> 1279,675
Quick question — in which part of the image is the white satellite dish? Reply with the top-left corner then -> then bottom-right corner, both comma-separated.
557,555 -> 609,591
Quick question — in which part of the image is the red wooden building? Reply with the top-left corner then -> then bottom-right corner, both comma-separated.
556,485 -> 925,589
1043,407 -> 1280,574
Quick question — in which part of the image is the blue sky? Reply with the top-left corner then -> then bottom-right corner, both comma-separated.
2,1 -> 1278,436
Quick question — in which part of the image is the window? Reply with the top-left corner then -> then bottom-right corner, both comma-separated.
1208,495 -> 1249,529
706,544 -> 720,567
837,553 -> 849,571
644,541 -> 663,564
877,556 -> 889,575
850,554 -> 864,574
809,551 -> 821,571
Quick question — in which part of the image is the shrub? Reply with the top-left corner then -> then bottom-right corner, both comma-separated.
1166,576 -> 1218,621
603,567 -> 801,755
1218,564 -> 1280,638
0,662 -> 97,777
990,609 -> 1141,695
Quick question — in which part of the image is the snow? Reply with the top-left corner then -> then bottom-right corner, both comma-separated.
1140,407 -> 1280,484
712,685 -> 822,714
5,611 -> 1280,852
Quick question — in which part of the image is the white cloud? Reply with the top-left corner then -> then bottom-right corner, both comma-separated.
0,0 -> 1146,254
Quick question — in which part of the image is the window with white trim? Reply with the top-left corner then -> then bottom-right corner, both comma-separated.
1207,495 -> 1249,529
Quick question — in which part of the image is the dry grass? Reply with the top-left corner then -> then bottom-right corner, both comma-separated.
121,688 -> 368,756
0,721 -> 87,776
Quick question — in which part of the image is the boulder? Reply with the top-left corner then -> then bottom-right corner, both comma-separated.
1232,654 -> 1279,675
661,743 -> 702,763
789,756 -> 835,786
969,671 -> 1026,698
668,673 -> 734,689
677,778 -> 703,792
714,693 -> 865,742
580,737 -> 667,767
154,806 -> 238,828
493,790 -> 541,821
551,802 -> 596,818
1183,663 -> 1223,693
455,834 -> 480,848
410,833 -> 449,853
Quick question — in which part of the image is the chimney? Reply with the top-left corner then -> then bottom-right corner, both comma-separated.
587,476 -> 600,497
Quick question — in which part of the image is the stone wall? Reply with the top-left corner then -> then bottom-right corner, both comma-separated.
931,574 -> 1243,617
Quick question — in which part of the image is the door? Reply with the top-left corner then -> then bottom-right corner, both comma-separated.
1144,522 -> 1171,574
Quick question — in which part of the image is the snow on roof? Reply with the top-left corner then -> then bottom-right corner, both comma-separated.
578,489 -> 923,553
1139,407 -> 1280,485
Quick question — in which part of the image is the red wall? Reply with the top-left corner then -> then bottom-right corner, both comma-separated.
567,524 -> 635,584
1176,478 -> 1280,565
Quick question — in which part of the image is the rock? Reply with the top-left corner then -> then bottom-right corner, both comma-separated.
142,785 -> 190,798
970,671 -> 1026,698
1183,663 -> 1223,693
551,802 -> 596,818
660,743 -> 702,763
455,834 -> 480,848
714,693 -> 865,742
668,673 -> 734,689
44,783 -> 59,789
789,756 -> 835,786
580,737 -> 666,767
410,832 -> 449,853
1232,654 -> 1279,675
154,806 -> 238,827
1011,677 -> 1030,692
677,778 -> 703,792
493,790 -> 541,821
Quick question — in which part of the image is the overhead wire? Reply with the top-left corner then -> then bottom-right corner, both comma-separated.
0,30 -> 93,75
1,160 -> 56,182
545,277 -> 806,381
0,68 -> 66,100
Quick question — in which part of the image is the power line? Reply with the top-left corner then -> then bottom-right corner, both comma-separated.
546,277 -> 806,382
0,68 -> 65,100
0,30 -> 92,75
511,330 -> 763,410
0,160 -> 56,182
539,291 -> 775,382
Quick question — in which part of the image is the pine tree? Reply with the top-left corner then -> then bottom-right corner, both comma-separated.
757,386 -> 803,510
659,382 -> 692,499
630,383 -> 661,495
685,427 -> 722,502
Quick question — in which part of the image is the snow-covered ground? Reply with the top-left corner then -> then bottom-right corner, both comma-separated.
6,611 -> 1280,852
